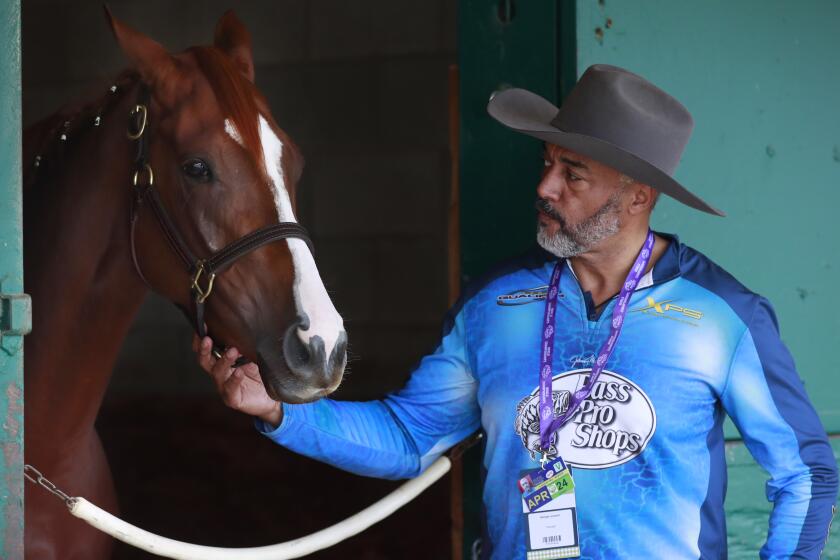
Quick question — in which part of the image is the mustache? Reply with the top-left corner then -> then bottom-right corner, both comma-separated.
535,198 -> 566,225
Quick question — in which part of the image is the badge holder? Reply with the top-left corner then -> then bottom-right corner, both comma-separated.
518,453 -> 580,559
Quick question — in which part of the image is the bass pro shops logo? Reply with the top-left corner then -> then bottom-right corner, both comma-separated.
514,369 -> 657,469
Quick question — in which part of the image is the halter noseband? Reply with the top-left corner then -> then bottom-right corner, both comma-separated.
127,85 -> 313,366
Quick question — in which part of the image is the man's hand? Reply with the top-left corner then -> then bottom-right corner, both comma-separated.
193,336 -> 283,428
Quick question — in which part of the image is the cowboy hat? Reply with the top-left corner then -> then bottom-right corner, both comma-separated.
487,64 -> 724,216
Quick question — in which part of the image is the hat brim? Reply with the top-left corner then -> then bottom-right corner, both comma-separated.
487,88 -> 725,217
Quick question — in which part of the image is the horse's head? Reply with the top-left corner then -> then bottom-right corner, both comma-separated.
106,9 -> 346,403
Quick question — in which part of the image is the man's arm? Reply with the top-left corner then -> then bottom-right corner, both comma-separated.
722,297 -> 838,559
199,304 -> 480,480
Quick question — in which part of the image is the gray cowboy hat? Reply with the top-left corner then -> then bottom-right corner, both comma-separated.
487,64 -> 724,216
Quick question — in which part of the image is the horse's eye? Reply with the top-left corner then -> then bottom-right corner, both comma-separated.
182,158 -> 212,182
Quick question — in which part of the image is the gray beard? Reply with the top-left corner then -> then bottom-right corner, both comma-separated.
536,191 -> 623,258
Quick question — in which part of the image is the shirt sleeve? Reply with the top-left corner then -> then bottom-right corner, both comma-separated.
721,297 -> 838,559
255,304 -> 481,480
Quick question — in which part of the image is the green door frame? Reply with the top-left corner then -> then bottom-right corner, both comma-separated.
0,0 -> 26,557
456,1 -> 576,556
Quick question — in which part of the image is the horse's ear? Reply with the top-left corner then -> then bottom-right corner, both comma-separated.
214,10 -> 255,83
103,6 -> 182,104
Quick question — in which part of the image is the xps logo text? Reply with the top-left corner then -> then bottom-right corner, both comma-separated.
635,297 -> 703,321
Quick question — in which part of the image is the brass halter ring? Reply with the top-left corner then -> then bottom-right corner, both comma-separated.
132,163 -> 154,187
191,261 -> 217,304
126,104 -> 148,140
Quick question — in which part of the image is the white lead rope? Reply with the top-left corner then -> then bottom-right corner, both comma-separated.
26,456 -> 452,560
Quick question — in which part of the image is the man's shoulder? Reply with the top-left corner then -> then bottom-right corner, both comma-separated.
460,245 -> 553,305
441,246 -> 550,335
676,242 -> 764,326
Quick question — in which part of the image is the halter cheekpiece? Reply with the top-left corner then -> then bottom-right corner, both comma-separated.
127,85 -> 313,366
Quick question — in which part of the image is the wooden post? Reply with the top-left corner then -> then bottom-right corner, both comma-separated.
447,63 -> 463,560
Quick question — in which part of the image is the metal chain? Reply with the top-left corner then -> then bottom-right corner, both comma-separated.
23,464 -> 76,508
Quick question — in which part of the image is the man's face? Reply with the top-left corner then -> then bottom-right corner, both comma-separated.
536,144 -> 629,258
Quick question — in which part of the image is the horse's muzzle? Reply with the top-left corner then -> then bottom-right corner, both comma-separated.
256,322 -> 347,403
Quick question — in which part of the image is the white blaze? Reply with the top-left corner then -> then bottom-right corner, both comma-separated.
224,119 -> 244,146
258,116 -> 344,360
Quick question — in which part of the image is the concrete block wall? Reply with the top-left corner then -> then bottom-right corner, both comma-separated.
23,0 -> 455,401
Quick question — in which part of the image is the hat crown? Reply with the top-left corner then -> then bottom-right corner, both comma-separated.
551,65 -> 694,174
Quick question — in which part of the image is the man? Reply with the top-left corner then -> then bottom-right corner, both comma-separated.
196,65 -> 838,559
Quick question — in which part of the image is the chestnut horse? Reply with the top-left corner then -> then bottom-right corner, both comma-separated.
23,10 -> 347,559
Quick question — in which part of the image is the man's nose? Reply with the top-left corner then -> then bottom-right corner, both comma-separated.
537,167 -> 565,201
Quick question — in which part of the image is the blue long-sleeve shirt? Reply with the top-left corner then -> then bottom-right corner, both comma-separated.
257,235 -> 838,559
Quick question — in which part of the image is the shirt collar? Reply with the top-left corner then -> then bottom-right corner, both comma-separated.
650,231 -> 682,285
559,230 -> 682,289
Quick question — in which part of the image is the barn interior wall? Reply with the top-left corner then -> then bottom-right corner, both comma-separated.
22,2 -> 455,557
23,0 -> 455,401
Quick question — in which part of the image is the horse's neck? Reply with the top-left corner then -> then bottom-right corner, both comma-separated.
24,85 -> 149,451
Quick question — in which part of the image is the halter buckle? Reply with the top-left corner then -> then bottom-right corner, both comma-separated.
132,163 -> 154,187
191,261 -> 216,304
127,104 -> 148,140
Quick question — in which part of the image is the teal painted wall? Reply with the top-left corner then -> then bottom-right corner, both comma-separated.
575,0 -> 840,434
727,438 -> 840,558
0,0 -> 25,557
574,2 -> 840,556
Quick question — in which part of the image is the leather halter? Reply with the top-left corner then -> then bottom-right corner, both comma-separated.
127,86 -> 313,366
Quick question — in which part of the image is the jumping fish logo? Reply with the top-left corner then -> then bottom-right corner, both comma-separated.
496,286 -> 550,306
515,390 -> 571,460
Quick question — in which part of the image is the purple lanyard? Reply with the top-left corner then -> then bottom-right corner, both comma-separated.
538,230 -> 655,453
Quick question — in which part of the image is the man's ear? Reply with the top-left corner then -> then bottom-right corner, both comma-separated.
627,183 -> 657,215
214,10 -> 255,82
104,5 -> 183,106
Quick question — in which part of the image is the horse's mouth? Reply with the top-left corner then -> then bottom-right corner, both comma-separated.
259,363 -> 344,404
263,380 -> 336,404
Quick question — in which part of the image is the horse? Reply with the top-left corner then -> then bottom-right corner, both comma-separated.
23,9 -> 348,559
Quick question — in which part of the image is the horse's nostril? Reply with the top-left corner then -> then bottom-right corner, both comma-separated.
331,331 -> 348,367
287,330 -> 310,366
283,320 -> 318,370
280,321 -> 347,393
284,317 -> 341,376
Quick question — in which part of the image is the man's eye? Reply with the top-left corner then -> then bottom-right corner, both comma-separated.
568,172 -> 581,182
182,159 -> 213,181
